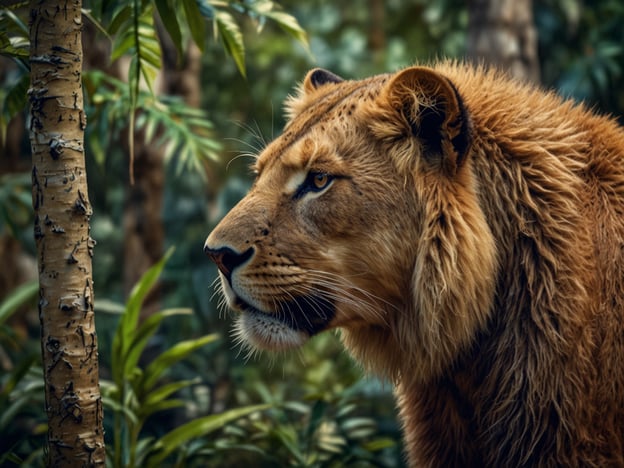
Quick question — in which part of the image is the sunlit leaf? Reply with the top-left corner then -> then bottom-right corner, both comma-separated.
143,378 -> 200,408
139,398 -> 187,418
111,247 -> 175,386
263,10 -> 309,51
362,437 -> 397,452
146,404 -> 271,466
124,308 -> 193,380
140,333 -> 218,392
214,9 -> 246,77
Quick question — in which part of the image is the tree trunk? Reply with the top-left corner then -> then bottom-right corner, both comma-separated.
29,1 -> 105,466
467,0 -> 540,82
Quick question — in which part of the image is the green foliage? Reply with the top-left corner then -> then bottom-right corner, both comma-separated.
0,282 -> 45,466
0,280 -> 37,328
145,402 -> 271,466
102,247 -> 270,467
208,389 -> 398,467
0,8 -> 28,63
84,70 -> 221,173
0,363 -> 45,466
109,1 -> 161,96
0,9 -> 29,144
536,0 -> 624,118
198,0 -> 309,78
0,173 -> 31,242
174,332 -> 402,467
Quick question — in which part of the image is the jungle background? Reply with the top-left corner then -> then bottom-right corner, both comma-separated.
1,0 -> 624,466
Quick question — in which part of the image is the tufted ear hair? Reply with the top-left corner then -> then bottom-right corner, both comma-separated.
382,66 -> 472,173
303,68 -> 344,93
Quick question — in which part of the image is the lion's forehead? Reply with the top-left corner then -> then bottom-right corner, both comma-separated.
255,75 -> 387,174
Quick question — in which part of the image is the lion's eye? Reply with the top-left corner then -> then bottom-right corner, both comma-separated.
294,171 -> 335,199
312,173 -> 330,190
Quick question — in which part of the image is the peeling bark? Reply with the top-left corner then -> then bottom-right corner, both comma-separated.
29,1 -> 105,466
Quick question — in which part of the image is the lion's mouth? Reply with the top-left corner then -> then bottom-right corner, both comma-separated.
231,295 -> 335,351
234,294 -> 335,336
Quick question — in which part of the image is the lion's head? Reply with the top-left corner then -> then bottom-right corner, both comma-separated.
205,66 -> 497,381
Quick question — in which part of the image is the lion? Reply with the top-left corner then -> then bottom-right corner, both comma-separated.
204,62 -> 624,466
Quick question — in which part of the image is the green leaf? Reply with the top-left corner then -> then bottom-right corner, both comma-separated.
214,9 -> 246,77
111,247 -> 175,386
0,72 -> 28,166
124,308 -> 193,380
0,9 -> 29,36
182,0 -> 206,51
101,395 -> 139,425
94,299 -> 126,315
111,28 -> 136,62
141,95 -> 221,172
109,3 -> 161,94
155,0 -> 184,57
136,11 -> 161,94
81,8 -> 110,39
108,4 -> 132,35
272,425 -> 305,463
145,404 -> 271,466
143,378 -> 200,408
139,398 -> 187,418
305,400 -> 326,442
0,365 -> 43,430
0,280 -> 38,326
264,10 -> 309,51
362,437 -> 397,452
0,35 -> 29,59
0,353 -> 37,404
140,333 -> 218,392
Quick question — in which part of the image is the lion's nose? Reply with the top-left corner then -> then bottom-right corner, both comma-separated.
204,245 -> 254,282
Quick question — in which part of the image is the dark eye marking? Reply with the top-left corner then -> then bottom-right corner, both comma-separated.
293,171 -> 337,200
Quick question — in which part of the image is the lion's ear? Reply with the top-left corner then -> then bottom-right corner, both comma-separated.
303,68 -> 344,93
383,67 -> 472,172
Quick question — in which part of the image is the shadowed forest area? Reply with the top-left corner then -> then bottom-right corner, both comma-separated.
1,0 -> 623,466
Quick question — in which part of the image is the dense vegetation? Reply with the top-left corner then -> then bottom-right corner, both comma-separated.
1,0 -> 623,465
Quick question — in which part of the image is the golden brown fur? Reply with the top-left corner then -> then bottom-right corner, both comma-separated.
205,62 -> 624,466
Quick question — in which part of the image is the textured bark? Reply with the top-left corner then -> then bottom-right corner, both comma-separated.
467,0 -> 540,82
29,1 -> 105,466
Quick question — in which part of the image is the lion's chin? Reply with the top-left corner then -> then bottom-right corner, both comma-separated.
234,310 -> 310,351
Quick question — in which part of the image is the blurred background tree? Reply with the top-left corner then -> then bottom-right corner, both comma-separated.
467,0 -> 540,81
1,0 -> 624,466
